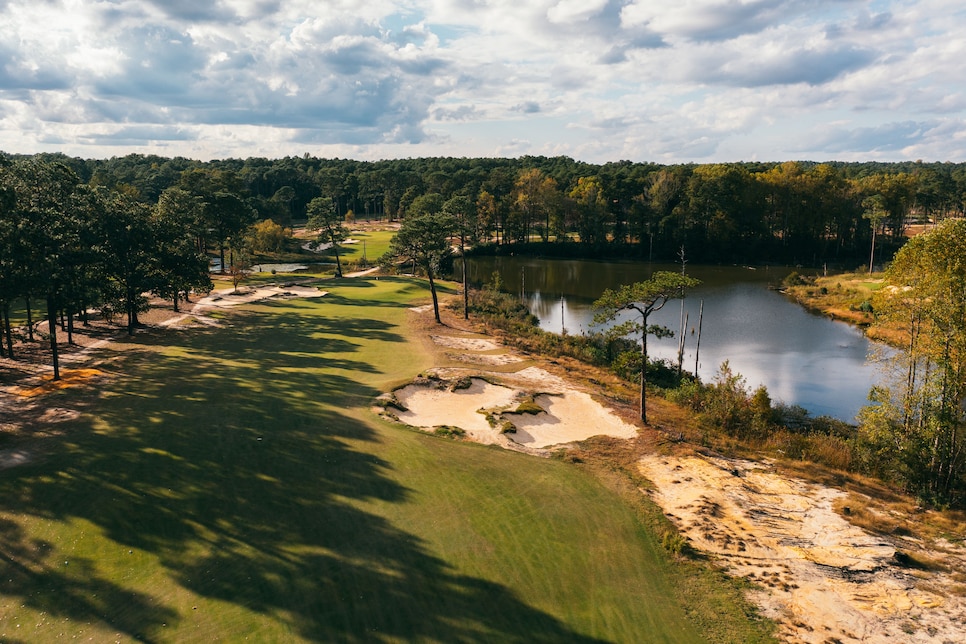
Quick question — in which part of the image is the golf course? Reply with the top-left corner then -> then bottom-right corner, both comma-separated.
0,275 -> 772,642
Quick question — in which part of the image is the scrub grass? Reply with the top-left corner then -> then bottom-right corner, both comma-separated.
0,276 -> 770,642
782,272 -> 882,328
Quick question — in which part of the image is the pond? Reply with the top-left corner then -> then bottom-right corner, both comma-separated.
465,256 -> 885,422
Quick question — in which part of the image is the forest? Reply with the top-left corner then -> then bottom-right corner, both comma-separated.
3,150 -> 966,505
8,152 -> 966,262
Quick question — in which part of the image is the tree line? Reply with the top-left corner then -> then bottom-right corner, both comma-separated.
4,149 -> 965,382
13,151 -> 966,266
0,156 -> 238,378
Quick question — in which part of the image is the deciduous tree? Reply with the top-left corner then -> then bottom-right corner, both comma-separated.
861,219 -> 966,504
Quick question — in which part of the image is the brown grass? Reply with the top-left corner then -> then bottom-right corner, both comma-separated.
15,368 -> 105,397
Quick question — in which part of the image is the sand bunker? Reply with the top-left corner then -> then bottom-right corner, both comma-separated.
199,285 -> 326,308
390,329 -> 640,449
391,375 -> 638,449
510,392 -> 638,448
640,452 -> 966,643
394,379 -> 517,444
430,335 -> 502,351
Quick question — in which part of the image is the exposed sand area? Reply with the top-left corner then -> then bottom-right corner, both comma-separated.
387,331 -> 639,450
641,451 -> 966,643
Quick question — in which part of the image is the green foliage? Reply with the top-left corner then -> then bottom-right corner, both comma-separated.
387,210 -> 456,322
661,529 -> 689,556
307,196 -> 349,277
592,271 -> 701,422
432,425 -> 466,438
512,396 -> 545,415
247,218 -> 292,254
860,219 -> 966,505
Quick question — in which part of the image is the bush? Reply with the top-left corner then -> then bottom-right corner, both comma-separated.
661,529 -> 689,556
433,425 -> 465,438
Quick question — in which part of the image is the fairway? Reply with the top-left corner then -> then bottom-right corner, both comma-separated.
0,277 -> 749,642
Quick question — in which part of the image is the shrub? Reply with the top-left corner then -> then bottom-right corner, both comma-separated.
782,272 -> 806,287
433,425 -> 466,438
661,529 -> 688,556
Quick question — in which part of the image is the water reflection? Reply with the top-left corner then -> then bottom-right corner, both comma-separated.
466,257 -> 883,422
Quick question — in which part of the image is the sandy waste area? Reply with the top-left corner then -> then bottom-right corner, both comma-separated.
641,452 -> 966,643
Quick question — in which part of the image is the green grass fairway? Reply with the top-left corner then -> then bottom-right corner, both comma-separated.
341,229 -> 396,264
0,277 -> 768,642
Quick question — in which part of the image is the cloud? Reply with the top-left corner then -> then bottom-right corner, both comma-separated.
432,105 -> 481,121
621,0 -> 820,42
142,0 -> 237,23
79,125 -> 199,145
546,0 -> 611,25
802,120 -> 941,154
696,44 -> 877,87
513,102 -> 541,114
0,0 -> 963,163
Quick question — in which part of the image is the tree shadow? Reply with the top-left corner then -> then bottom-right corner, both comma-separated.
0,298 -> 608,642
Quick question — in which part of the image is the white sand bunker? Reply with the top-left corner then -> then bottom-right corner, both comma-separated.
640,452 -> 966,644
390,376 -> 638,449
394,379 -> 517,442
510,392 -> 638,448
198,285 -> 326,308
452,353 -> 525,366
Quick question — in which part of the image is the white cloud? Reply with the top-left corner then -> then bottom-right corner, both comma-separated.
0,0 -> 964,162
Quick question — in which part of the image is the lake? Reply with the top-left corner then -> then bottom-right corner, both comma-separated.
465,256 -> 885,422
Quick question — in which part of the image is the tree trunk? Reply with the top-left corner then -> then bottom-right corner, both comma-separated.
1,302 -> 11,358
461,237 -> 468,320
333,244 -> 343,277
26,296 -> 34,341
694,300 -> 704,377
47,294 -> 60,381
127,286 -> 138,335
640,320 -> 648,423
427,266 -> 441,324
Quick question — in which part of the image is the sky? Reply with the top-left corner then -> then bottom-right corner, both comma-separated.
1,0 -> 964,164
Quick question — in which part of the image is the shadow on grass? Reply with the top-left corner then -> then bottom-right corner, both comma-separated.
0,299 -> 607,642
